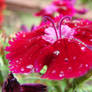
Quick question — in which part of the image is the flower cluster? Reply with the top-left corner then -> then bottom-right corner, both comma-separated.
6,16 -> 92,80
35,0 -> 87,18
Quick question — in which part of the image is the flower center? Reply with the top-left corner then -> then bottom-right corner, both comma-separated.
42,16 -> 75,43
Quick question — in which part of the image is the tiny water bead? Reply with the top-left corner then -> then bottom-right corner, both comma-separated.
26,65 -> 33,69
64,58 -> 69,62
53,50 -> 60,55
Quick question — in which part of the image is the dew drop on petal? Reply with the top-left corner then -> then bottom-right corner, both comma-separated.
26,65 -> 33,69
59,71 -> 64,77
21,68 -> 24,71
85,64 -> 88,67
23,34 -> 26,38
82,31 -> 86,35
68,67 -> 72,70
90,39 -> 92,42
53,50 -> 60,56
80,64 -> 83,68
64,58 -> 68,62
52,70 -> 56,74
16,60 -> 19,63
81,47 -> 85,51
19,58 -> 22,60
73,56 -> 77,60
59,74 -> 63,77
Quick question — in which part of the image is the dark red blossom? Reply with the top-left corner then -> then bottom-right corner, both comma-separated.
2,73 -> 47,92
6,16 -> 92,80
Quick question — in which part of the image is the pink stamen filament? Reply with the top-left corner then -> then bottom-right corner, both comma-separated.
43,16 -> 58,39
59,16 -> 72,38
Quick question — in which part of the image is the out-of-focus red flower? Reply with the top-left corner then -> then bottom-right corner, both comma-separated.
6,16 -> 92,80
35,0 -> 87,18
0,0 -> 6,26
53,0 -> 76,16
35,0 -> 75,17
61,0 -> 76,5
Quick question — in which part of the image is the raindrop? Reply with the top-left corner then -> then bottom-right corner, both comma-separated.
73,56 -> 77,60
64,58 -> 68,62
60,71 -> 64,74
57,41 -> 61,44
52,70 -> 56,73
80,64 -> 83,68
19,58 -> 22,60
23,34 -> 26,38
81,47 -> 85,51
68,67 -> 72,70
21,68 -> 24,71
82,31 -> 86,35
85,64 -> 88,67
53,50 -> 60,55
75,24 -> 77,26
26,65 -> 33,69
16,60 -> 19,63
59,73 -> 64,77
29,39 -> 31,42
90,39 -> 92,42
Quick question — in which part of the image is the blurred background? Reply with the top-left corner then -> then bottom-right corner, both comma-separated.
0,0 -> 92,92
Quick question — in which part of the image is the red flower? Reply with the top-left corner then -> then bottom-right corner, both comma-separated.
0,0 -> 6,26
35,0 -> 75,17
53,0 -> 75,16
6,16 -> 92,80
35,0 -> 87,18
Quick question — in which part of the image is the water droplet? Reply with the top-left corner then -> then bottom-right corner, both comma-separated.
80,64 -> 83,68
64,58 -> 68,62
53,50 -> 60,55
26,65 -> 33,69
75,24 -> 77,26
52,70 -> 56,73
73,56 -> 77,60
29,39 -> 31,42
23,34 -> 26,38
81,47 -> 85,51
68,67 -> 72,70
59,74 -> 64,77
16,60 -> 19,63
19,58 -> 22,60
57,41 -> 61,44
85,64 -> 88,67
60,71 -> 64,74
90,39 -> 92,42
21,68 -> 24,71
82,31 -> 86,35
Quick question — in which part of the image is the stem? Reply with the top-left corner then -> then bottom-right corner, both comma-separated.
52,80 -> 62,92
64,70 -> 92,92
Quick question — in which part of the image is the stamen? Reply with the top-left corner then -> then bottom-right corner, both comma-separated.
59,16 -> 72,38
43,16 -> 58,39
